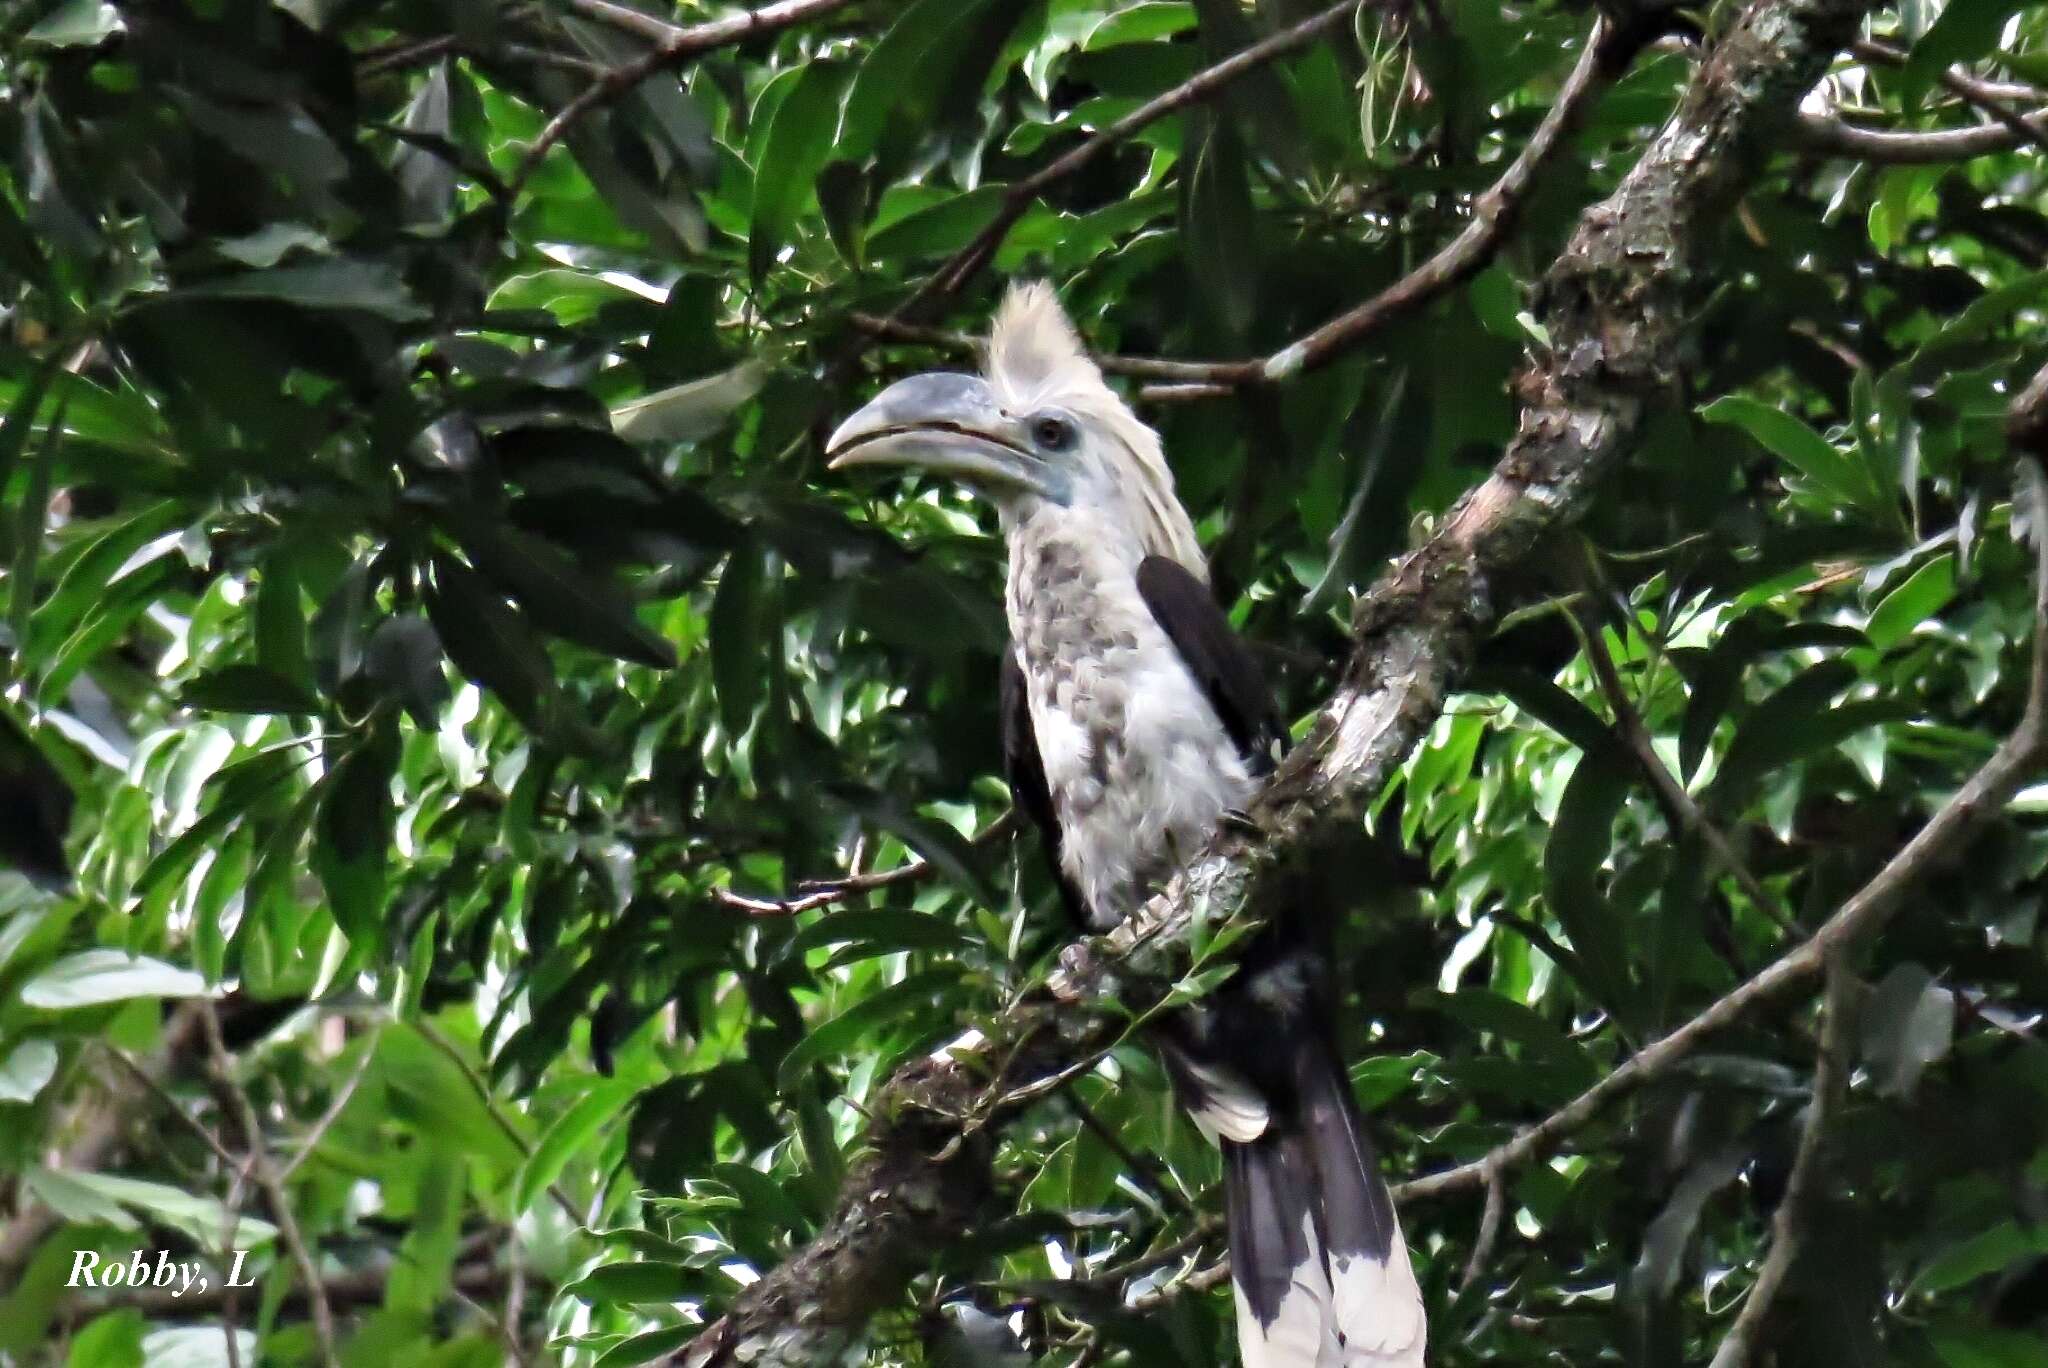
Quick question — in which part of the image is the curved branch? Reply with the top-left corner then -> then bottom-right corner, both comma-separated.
898,0 -> 1373,319
1793,108 -> 2048,161
1213,17 -> 1626,390
710,811 -> 1019,916
509,0 -> 857,196
1706,960 -> 1856,1368
660,2 -> 1884,1363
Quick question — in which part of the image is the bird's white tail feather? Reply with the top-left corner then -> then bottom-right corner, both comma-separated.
1232,1211 -> 1425,1368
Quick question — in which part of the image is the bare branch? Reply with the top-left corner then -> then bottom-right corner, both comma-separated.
848,315 -> 1229,385
1455,1159 -> 1507,1295
565,0 -> 691,43
711,811 -> 1019,916
509,0 -> 857,196
1706,958 -> 1856,1368
1793,107 -> 2048,161
1204,19 -> 1626,391
98,1044 -> 242,1173
874,21 -> 1623,397
198,1002 -> 339,1368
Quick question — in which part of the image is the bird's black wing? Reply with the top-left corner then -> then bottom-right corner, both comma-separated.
1000,645 -> 1087,926
1134,555 -> 1286,775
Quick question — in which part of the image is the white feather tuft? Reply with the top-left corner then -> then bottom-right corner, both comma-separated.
1235,1214 -> 1427,1367
984,282 -> 1206,577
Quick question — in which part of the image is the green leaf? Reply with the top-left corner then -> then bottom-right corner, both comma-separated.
1084,2 -> 1196,48
364,617 -> 451,727
1697,395 -> 1871,510
564,1261 -> 704,1305
786,910 -> 977,957
442,517 -> 677,670
1541,755 -> 1637,1019
707,1161 -> 812,1236
1914,1223 -> 2048,1298
66,1310 -> 144,1368
610,360 -> 767,445
831,791 -> 999,910
22,1168 -> 275,1246
181,664 -> 320,715
1180,116 -> 1257,336
1867,552 -> 1957,650
314,719 -> 399,941
167,260 -> 427,320
1929,1326 -> 2048,1368
710,544 -> 766,736
18,951 -> 208,1008
593,1326 -> 701,1368
513,1080 -> 638,1215
127,749 -> 301,909
1903,0 -> 2029,104
1705,660 -> 1858,810
0,1039 -> 60,1104
838,0 -> 1005,161
1466,666 -> 1622,760
24,0 -> 123,47
748,62 -> 850,284
427,552 -> 558,729
776,967 -> 964,1092
865,186 -> 1008,263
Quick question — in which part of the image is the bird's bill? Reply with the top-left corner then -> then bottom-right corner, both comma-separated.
827,372 -> 1053,496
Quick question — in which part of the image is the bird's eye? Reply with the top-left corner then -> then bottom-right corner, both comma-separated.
1030,415 -> 1075,451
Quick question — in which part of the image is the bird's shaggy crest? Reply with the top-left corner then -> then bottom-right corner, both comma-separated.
985,282 -> 1207,576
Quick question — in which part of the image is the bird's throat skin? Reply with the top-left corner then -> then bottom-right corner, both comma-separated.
1002,508 -> 1256,930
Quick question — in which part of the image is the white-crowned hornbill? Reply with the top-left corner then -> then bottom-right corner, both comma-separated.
828,284 -> 1425,1367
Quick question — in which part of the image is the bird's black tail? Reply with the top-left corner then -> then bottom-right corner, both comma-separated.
1218,1036 -> 1425,1367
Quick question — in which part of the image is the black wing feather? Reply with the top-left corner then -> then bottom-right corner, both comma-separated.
1000,646 -> 1087,926
1134,556 -> 1285,774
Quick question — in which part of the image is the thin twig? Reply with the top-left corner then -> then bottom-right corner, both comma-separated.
848,315 -> 1230,385
1124,1257 -> 1232,1311
198,1002 -> 339,1368
277,1032 -> 379,1184
99,1045 -> 243,1172
1159,18 -> 1624,394
511,0 -> 856,196
900,0 -> 1372,318
1571,592 -> 1798,933
711,810 -> 1019,916
1456,1159 -> 1507,1295
565,0 -> 690,43
1706,958 -> 1856,1368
